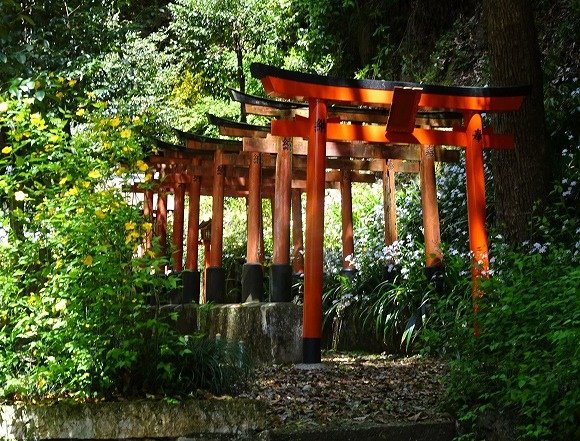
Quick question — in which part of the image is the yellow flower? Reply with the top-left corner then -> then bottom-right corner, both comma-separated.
76,207 -> 84,214
132,116 -> 141,124
125,231 -> 140,245
66,187 -> 78,196
2,146 -> 12,154
88,170 -> 101,179
56,91 -> 64,100
59,177 -> 68,185
95,209 -> 105,219
76,108 -> 85,116
0,102 -> 8,112
114,166 -> 126,176
82,181 -> 90,188
87,91 -> 96,99
135,160 -> 148,172
144,173 -> 153,182
82,255 -> 93,266
57,76 -> 65,83
68,79 -> 77,87
120,128 -> 132,139
125,221 -> 136,231
14,190 -> 27,201
110,117 -> 121,128
142,222 -> 152,232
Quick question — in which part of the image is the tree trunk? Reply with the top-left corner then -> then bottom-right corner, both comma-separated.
483,0 -> 551,244
234,39 -> 247,123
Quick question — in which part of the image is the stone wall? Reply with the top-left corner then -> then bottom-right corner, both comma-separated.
0,399 -> 267,440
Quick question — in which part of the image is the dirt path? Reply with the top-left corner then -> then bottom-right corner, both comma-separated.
238,352 -> 451,429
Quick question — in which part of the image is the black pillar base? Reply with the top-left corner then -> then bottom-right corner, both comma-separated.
303,337 -> 322,364
340,267 -> 358,283
383,264 -> 400,283
242,263 -> 264,303
270,264 -> 293,302
206,266 -> 226,303
182,270 -> 200,304
425,265 -> 446,294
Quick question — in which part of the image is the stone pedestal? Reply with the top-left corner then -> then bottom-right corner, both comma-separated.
199,302 -> 302,364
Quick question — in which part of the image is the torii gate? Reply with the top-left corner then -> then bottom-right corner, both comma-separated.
209,112 -> 460,301
251,63 -> 529,363
206,114 -> 414,300
228,90 -> 462,282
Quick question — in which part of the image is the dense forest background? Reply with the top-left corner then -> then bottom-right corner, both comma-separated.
2,0 -> 577,241
1,1 -> 578,439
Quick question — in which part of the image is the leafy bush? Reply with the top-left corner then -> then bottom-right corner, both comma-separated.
0,75 -> 251,402
422,243 -> 579,440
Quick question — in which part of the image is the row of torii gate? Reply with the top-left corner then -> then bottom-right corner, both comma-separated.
137,64 -> 528,363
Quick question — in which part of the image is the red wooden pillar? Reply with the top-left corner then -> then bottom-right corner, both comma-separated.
340,169 -> 356,279
383,160 -> 397,246
303,99 -> 327,364
186,175 -> 201,271
143,189 -> 154,253
464,112 -> 489,336
242,152 -> 264,302
291,188 -> 304,275
271,137 -> 293,301
172,183 -> 185,273
382,159 -> 398,281
156,189 -> 168,269
420,145 -> 444,285
207,149 -> 226,303
184,170 -> 202,303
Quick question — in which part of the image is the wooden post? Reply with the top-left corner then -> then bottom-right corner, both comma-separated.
186,175 -> 201,271
420,145 -> 444,286
246,152 -> 262,264
340,169 -> 356,278
207,149 -> 226,303
291,189 -> 304,275
303,99 -> 327,364
382,159 -> 398,281
464,112 -> 488,336
184,170 -> 201,303
156,189 -> 168,267
383,160 -> 397,246
143,189 -> 154,252
271,137 -> 293,301
172,183 -> 185,273
242,151 -> 264,302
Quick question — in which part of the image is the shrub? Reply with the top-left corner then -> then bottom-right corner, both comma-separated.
423,244 -> 580,440
0,76 -> 251,402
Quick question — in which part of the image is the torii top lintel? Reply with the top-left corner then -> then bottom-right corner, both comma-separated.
250,63 -> 530,112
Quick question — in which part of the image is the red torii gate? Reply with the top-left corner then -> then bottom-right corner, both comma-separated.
251,63 -> 529,363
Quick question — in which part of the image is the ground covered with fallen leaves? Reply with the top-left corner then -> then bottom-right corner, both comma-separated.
237,352 -> 451,429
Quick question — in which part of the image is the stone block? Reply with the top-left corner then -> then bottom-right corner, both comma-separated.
199,303 -> 302,364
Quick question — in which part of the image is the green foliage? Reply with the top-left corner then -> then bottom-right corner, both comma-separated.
424,245 -> 579,440
0,72 -> 249,401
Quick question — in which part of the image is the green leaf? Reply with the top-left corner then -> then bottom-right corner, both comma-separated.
34,90 -> 45,101
15,53 -> 26,64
